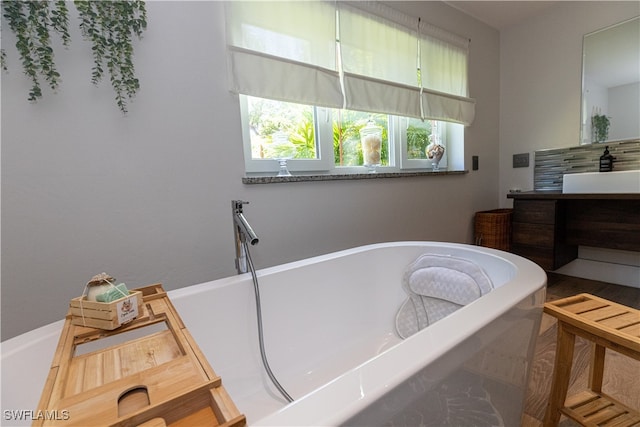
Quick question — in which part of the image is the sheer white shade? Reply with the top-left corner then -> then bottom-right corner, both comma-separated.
343,73 -> 475,124
420,36 -> 469,97
225,1 -> 475,125
225,1 -> 336,69
227,47 -> 344,109
422,88 -> 476,125
343,73 -> 422,118
339,3 -> 418,87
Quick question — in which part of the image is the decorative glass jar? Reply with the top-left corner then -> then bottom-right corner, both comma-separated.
271,131 -> 296,176
359,121 -> 382,173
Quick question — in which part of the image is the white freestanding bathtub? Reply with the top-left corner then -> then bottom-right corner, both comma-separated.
1,242 -> 546,426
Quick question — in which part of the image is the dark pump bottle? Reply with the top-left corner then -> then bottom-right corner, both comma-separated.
599,146 -> 614,172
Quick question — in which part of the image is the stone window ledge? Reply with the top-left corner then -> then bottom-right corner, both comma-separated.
243,170 -> 468,184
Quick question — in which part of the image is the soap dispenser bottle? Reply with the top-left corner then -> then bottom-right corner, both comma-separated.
599,146 -> 614,172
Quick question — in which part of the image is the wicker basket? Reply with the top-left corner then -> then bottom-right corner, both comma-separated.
474,208 -> 513,251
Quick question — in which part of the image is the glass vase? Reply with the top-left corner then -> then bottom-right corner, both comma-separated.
360,121 -> 382,173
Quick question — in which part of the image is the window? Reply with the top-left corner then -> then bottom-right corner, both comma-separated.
241,95 -> 464,174
226,2 -> 473,176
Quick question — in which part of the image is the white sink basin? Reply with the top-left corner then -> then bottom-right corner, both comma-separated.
562,170 -> 640,193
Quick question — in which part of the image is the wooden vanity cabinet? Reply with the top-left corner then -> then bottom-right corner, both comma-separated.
509,192 -> 640,271
511,199 -> 577,271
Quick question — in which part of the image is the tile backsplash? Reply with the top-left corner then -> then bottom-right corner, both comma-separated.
534,139 -> 640,191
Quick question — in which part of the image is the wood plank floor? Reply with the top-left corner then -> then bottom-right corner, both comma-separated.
522,273 -> 640,427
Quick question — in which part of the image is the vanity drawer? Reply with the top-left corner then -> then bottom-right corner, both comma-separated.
512,200 -> 557,224
512,222 -> 555,247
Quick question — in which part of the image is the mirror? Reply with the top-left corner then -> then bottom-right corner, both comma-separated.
581,16 -> 640,145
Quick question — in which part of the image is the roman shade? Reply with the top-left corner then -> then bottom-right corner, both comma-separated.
225,1 -> 475,125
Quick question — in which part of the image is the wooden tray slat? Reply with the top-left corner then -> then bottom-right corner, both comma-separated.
618,322 -> 640,338
561,299 -> 610,314
586,406 -> 627,425
580,305 -> 631,322
598,312 -> 640,330
604,412 -> 640,427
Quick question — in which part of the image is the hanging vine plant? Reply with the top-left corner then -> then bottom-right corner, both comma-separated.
1,1 -> 71,101
75,1 -> 146,114
1,0 -> 146,114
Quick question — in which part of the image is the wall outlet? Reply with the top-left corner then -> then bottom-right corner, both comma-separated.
513,153 -> 529,168
472,155 -> 479,170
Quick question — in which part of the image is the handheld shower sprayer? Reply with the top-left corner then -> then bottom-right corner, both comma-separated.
230,200 -> 294,402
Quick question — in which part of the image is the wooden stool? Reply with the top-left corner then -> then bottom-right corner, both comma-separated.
543,293 -> 640,427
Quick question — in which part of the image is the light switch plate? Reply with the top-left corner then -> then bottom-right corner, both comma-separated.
513,153 -> 529,168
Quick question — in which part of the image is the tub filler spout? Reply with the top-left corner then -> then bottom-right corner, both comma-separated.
232,200 -> 259,274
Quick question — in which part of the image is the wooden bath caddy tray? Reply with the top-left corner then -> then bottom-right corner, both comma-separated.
35,283 -> 246,427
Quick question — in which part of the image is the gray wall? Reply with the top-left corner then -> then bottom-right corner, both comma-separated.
499,1 -> 640,203
1,2 -> 500,340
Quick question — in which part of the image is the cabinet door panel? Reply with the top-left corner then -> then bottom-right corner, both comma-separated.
566,200 -> 640,251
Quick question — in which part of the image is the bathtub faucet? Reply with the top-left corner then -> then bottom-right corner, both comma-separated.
232,200 -> 259,274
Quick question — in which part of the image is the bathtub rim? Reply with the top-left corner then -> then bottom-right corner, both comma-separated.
170,240 -> 522,299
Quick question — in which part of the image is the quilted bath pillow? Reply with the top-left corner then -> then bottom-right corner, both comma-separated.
396,253 -> 494,339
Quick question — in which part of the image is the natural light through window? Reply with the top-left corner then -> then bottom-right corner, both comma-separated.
226,1 -> 474,177
241,95 -> 464,175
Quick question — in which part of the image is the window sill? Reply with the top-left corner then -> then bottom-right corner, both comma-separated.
242,169 -> 468,184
